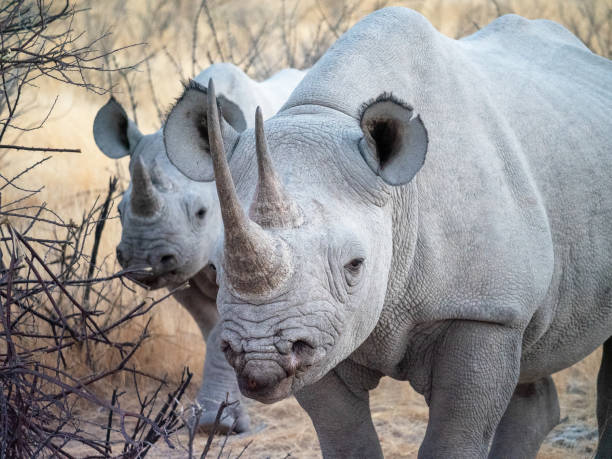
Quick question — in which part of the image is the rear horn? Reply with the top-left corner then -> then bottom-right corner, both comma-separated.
249,106 -> 303,229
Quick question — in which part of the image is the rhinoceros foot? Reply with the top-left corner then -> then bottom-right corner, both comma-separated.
190,396 -> 250,434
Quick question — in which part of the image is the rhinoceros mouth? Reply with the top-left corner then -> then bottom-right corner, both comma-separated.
239,374 -> 294,404
124,271 -> 162,289
123,268 -> 186,290
236,365 -> 296,404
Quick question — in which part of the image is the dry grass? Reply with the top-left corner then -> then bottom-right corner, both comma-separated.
2,0 -> 609,456
88,355 -> 597,458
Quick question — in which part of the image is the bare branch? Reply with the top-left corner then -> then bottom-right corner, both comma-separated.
0,144 -> 81,153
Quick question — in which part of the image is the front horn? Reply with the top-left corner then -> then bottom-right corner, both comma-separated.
206,79 -> 293,299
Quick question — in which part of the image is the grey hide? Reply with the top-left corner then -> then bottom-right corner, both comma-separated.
92,62 -> 306,433
163,8 -> 612,458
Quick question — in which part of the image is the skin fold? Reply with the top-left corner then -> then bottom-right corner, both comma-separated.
163,8 -> 612,458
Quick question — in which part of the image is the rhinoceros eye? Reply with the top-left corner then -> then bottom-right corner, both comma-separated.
343,257 -> 364,287
345,258 -> 363,271
195,207 -> 207,219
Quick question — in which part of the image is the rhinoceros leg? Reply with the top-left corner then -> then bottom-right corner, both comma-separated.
173,285 -> 249,433
596,337 -> 612,459
194,322 -> 250,433
295,366 -> 383,459
419,321 -> 521,459
488,376 -> 560,458
173,284 -> 219,340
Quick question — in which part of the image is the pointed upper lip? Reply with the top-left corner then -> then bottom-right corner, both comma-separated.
121,266 -> 162,289
238,374 -> 295,404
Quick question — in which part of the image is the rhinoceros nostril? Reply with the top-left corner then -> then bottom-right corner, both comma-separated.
291,340 -> 313,356
220,340 -> 232,356
221,340 -> 241,367
286,340 -> 314,374
116,246 -> 128,266
247,378 -> 258,391
159,254 -> 176,268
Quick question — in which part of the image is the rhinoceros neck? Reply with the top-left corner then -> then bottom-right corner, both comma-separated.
347,180 -> 421,375
189,268 -> 218,302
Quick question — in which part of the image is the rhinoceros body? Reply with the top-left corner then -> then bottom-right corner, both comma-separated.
164,8 -> 612,458
93,62 -> 306,432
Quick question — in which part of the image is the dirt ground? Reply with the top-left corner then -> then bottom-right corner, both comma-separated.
76,348 -> 601,458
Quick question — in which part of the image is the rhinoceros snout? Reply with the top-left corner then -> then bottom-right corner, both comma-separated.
116,242 -> 178,274
221,335 -> 315,403
153,252 -> 178,272
237,359 -> 294,404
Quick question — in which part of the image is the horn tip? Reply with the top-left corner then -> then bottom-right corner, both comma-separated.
207,78 -> 216,101
207,78 -> 219,125
255,106 -> 265,130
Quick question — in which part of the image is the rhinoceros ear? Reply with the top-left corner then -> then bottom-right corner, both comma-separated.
358,94 -> 428,186
217,95 -> 247,132
163,80 -> 240,182
93,97 -> 143,159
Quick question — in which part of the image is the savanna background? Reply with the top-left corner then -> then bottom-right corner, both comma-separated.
1,0 -> 610,457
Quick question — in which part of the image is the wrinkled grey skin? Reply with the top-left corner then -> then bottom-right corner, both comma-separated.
164,9 -> 612,458
92,63 -> 305,433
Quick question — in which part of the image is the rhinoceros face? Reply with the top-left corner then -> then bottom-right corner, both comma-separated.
93,98 -> 221,289
164,81 -> 427,402
116,134 -> 221,289
211,140 -> 394,403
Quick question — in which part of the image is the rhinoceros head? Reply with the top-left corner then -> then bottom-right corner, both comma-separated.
164,80 -> 427,402
93,96 -> 228,289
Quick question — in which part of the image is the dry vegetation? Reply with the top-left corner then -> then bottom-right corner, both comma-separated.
1,0 -> 611,457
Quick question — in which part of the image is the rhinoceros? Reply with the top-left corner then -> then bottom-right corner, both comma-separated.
163,8 -> 612,458
92,62 -> 305,433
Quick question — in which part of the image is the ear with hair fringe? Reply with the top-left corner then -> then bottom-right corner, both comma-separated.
163,79 -> 239,182
164,80 -> 247,131
358,93 -> 428,186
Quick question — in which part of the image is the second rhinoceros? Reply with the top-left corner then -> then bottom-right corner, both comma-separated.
163,8 -> 612,458
92,62 -> 305,432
